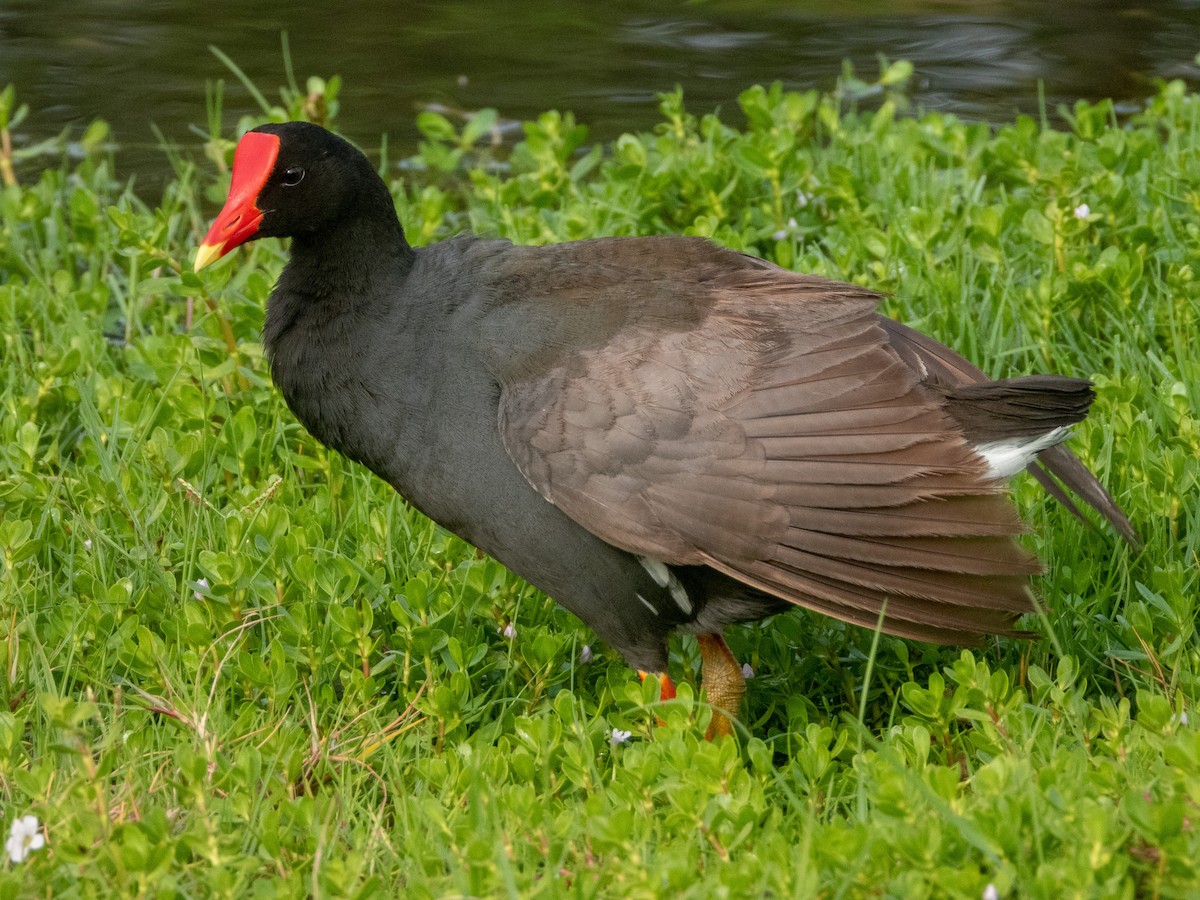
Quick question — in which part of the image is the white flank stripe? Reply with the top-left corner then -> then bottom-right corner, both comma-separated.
638,556 -> 670,587
638,556 -> 694,615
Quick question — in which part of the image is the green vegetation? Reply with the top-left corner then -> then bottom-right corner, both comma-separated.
1,61 -> 1198,897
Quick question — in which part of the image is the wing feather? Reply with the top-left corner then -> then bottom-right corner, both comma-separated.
494,243 -> 1051,640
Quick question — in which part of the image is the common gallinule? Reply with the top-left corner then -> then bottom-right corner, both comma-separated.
195,122 -> 1135,736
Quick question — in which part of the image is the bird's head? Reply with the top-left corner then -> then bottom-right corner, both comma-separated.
194,121 -> 376,270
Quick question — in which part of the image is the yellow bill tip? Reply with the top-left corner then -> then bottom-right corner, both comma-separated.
193,241 -> 225,272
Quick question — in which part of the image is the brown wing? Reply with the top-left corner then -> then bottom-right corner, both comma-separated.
497,249 -> 1040,643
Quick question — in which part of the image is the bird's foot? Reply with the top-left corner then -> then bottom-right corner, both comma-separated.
696,632 -> 745,739
637,670 -> 677,727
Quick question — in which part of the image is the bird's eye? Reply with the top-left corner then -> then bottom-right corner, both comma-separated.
281,166 -> 305,186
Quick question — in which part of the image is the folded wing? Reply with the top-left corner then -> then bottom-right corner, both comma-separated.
498,253 -> 1051,643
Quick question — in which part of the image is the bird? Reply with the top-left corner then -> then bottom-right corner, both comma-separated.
195,121 -> 1136,737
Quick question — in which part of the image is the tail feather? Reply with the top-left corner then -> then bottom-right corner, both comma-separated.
929,375 -> 1094,441
879,317 -> 1139,546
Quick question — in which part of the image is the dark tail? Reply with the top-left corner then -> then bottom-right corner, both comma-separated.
879,318 -> 1140,547
930,375 -> 1094,442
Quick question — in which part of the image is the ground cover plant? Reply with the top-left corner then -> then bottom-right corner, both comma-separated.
1,61 -> 1198,897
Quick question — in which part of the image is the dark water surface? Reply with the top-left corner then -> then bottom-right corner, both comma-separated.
3,0 -> 1200,192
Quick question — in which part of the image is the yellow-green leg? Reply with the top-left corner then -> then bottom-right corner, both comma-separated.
696,633 -> 745,739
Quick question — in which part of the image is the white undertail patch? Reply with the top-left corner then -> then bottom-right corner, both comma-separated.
974,426 -> 1073,480
638,555 -> 694,615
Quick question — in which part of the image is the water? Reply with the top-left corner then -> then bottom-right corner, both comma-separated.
3,0 -> 1200,193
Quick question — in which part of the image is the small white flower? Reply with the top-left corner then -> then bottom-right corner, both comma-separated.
1181,709 -> 1189,726
609,728 -> 632,747
771,217 -> 800,241
193,577 -> 209,600
83,539 -> 93,550
742,663 -> 755,679
501,622 -> 516,640
796,190 -> 812,207
6,815 -> 45,864
1073,203 -> 1091,220
579,645 -> 593,664
982,884 -> 1000,900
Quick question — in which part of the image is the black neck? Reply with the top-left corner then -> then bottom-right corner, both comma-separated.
264,177 -> 416,355
285,179 -> 415,297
